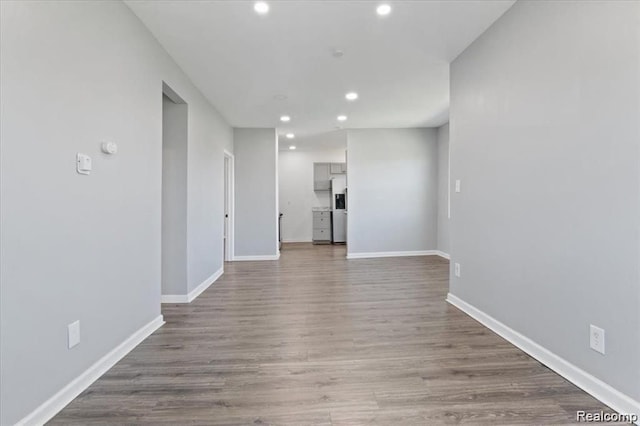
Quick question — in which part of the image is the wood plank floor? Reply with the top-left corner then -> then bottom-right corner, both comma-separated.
50,243 -> 615,425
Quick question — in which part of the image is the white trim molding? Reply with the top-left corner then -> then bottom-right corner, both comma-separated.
281,239 -> 312,243
233,253 -> 280,261
187,267 -> 223,302
435,250 -> 450,260
15,315 -> 164,426
274,134 -> 280,257
446,293 -> 640,423
161,267 -> 223,304
346,250 -> 438,260
223,150 -> 235,262
160,294 -> 189,304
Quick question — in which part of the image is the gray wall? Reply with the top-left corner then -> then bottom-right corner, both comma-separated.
162,95 -> 188,295
450,0 -> 639,403
347,128 -> 439,255
234,128 -> 279,257
185,95 -> 232,292
0,2 -> 232,424
437,123 -> 450,255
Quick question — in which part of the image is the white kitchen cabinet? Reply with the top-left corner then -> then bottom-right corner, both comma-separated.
313,163 -> 331,191
330,162 -> 347,174
312,210 -> 331,244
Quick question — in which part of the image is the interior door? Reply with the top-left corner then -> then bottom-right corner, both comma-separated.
223,156 -> 229,260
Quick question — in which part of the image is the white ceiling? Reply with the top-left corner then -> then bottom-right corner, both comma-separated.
282,130 -> 349,153
126,0 -> 514,143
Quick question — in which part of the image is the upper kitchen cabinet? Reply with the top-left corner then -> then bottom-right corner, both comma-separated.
330,162 -> 347,174
313,162 -> 331,191
314,162 -> 347,191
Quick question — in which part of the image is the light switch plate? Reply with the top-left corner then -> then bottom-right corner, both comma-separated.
590,324 -> 605,355
454,263 -> 461,277
76,153 -> 92,175
455,180 -> 461,193
68,320 -> 80,349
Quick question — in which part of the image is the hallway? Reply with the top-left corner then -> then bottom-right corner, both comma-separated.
51,244 -> 612,424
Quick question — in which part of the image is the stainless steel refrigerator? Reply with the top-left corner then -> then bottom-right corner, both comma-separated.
331,176 -> 347,243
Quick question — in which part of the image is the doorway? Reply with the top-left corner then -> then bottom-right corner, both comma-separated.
161,83 -> 188,300
223,150 -> 234,261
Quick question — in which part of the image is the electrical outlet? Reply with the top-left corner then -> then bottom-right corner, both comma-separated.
454,263 -> 461,278
68,320 -> 80,349
590,324 -> 605,355
455,179 -> 461,193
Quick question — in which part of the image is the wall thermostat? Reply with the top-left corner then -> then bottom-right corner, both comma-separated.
101,141 -> 118,155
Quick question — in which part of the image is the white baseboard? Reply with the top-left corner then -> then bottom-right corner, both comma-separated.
446,293 -> 640,423
233,253 -> 280,261
346,250 -> 438,259
435,250 -> 450,259
161,266 -> 223,304
281,239 -> 312,243
160,294 -> 189,303
16,315 -> 164,426
187,267 -> 223,302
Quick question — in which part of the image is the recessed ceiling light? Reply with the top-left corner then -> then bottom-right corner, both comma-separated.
376,4 -> 392,16
289,145 -> 296,150
280,115 -> 291,122
286,133 -> 295,139
345,92 -> 358,101
337,115 -> 348,122
254,1 -> 269,15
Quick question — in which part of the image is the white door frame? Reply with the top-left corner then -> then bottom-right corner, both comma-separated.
223,150 -> 235,261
